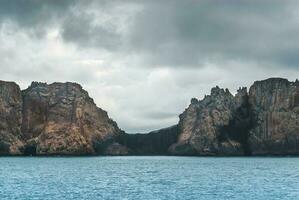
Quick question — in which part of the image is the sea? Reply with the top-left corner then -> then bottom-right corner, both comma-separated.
0,156 -> 298,200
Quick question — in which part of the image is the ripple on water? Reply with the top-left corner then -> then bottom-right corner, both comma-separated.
0,156 -> 299,200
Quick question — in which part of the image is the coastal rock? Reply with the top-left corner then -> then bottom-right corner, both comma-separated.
248,78 -> 299,155
0,81 -> 24,155
21,82 -> 121,155
169,86 -> 250,155
104,142 -> 129,155
1,78 -> 299,156
117,125 -> 179,155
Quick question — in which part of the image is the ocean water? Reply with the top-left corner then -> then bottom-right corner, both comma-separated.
0,157 -> 299,200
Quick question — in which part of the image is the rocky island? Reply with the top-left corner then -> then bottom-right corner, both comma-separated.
0,78 -> 298,156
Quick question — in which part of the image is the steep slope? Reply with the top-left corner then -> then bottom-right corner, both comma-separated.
248,78 -> 299,155
21,82 -> 122,155
1,78 -> 299,156
0,81 -> 24,155
169,87 -> 251,156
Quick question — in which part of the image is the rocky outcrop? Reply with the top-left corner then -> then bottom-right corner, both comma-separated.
21,82 -> 121,155
169,87 -> 251,156
0,81 -> 24,155
117,125 -> 179,155
0,78 -> 298,156
169,78 -> 299,156
248,78 -> 299,155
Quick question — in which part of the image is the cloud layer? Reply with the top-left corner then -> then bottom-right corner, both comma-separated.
0,0 -> 299,132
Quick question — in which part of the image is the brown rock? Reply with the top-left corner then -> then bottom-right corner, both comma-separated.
1,78 -> 299,157
21,82 -> 121,155
248,78 -> 299,155
169,86 -> 249,155
0,81 -> 24,155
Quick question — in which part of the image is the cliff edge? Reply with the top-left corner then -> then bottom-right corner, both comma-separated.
0,78 -> 298,156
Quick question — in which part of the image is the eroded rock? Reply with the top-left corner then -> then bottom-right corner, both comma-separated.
169,86 -> 250,155
0,81 -> 24,155
0,78 -> 298,156
248,78 -> 299,155
21,82 -> 121,155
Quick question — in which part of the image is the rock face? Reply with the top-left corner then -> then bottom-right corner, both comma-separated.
117,125 -> 179,155
0,78 -> 298,156
169,78 -> 299,156
169,87 -> 251,156
103,142 -> 129,155
0,81 -> 24,155
248,78 -> 299,155
21,82 -> 121,155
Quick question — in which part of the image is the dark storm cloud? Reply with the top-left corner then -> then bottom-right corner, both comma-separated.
127,0 -> 299,67
1,0 -> 299,68
61,10 -> 121,50
62,0 -> 299,68
0,0 -> 74,36
0,0 -> 125,50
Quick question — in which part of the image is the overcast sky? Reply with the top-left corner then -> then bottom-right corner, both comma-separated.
0,0 -> 299,133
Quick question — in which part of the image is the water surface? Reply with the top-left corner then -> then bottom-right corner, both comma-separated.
0,156 -> 298,200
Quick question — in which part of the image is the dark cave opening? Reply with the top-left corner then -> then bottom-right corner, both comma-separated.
0,142 -> 10,154
218,99 -> 254,156
24,145 -> 37,156
219,119 -> 252,155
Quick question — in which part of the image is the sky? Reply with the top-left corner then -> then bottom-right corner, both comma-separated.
0,0 -> 299,133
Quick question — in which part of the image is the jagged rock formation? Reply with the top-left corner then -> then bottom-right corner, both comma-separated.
169,78 -> 299,156
0,81 -> 24,155
248,78 -> 299,155
22,82 -> 120,155
168,86 -> 250,156
21,82 -> 121,155
0,78 -> 298,156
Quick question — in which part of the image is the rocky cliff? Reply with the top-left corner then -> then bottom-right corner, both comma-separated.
0,81 -> 122,155
0,78 -> 298,156
0,81 -> 24,155
248,78 -> 299,155
168,86 -> 251,156
21,82 -> 122,155
169,78 -> 299,156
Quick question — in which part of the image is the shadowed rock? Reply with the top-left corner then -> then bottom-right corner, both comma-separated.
248,78 -> 299,155
0,81 -> 24,155
168,86 -> 250,156
117,125 -> 179,155
21,82 -> 121,155
0,78 -> 298,156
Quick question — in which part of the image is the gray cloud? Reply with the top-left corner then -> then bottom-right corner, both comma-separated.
142,111 -> 177,120
127,0 -> 299,67
61,10 -> 121,50
0,0 -> 74,37
1,0 -> 299,68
